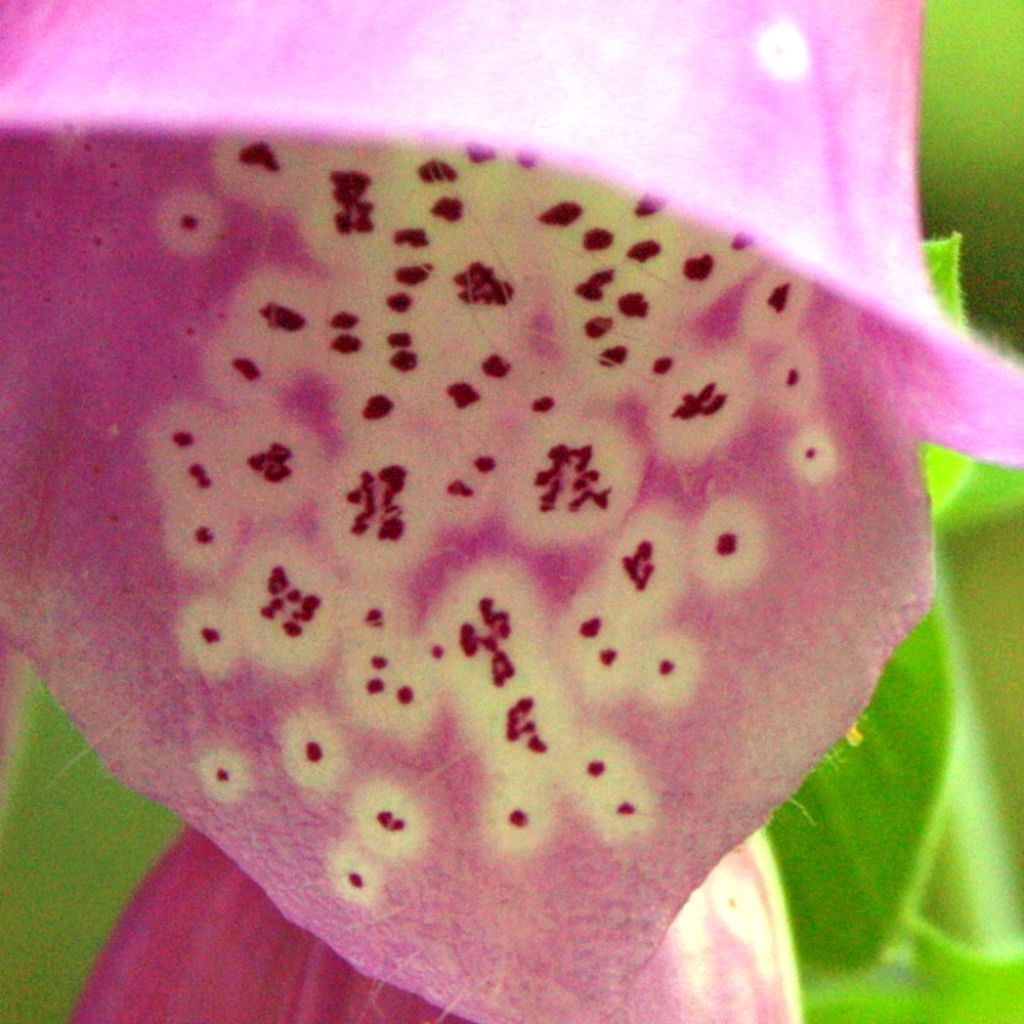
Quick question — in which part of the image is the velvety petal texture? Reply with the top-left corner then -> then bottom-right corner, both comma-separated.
2,3 -> 1022,455
1,2 -> 1023,1022
74,829 -> 801,1024
0,129 -> 932,1022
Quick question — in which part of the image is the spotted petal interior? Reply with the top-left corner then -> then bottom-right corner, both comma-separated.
0,130 -> 931,1024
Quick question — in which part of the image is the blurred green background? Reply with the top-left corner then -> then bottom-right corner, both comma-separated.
1,2 -> 1024,1022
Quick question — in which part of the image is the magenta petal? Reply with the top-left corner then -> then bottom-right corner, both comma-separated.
0,0 -> 932,319
72,828 -> 452,1024
0,130 -> 930,1022
75,829 -> 799,1024
878,315 -> 1024,466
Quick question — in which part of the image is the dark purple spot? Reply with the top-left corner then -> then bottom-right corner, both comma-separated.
717,532 -> 738,556
786,369 -> 800,386
331,170 -> 374,234
239,142 -> 280,172
418,159 -> 458,183
331,334 -> 362,354
305,741 -> 323,763
683,254 -> 715,281
673,382 -> 727,420
387,293 -> 412,313
395,264 -> 432,286
731,232 -> 754,250
363,395 -> 394,420
475,456 -> 496,473
617,802 -> 636,815
618,293 -> 648,318
623,540 -> 654,591
348,873 -> 364,889
532,396 -> 554,413
390,350 -> 418,372
627,239 -> 661,262
347,465 -> 406,541
600,649 -> 618,666
188,464 -> 212,489
448,480 -> 474,497
201,627 -> 220,644
432,197 -> 464,222
179,214 -> 198,231
365,608 -> 384,627
397,686 -> 414,705
447,382 -> 480,409
509,809 -> 528,827
455,262 -> 514,305
575,269 -> 615,301
232,357 -> 261,381
539,201 -> 583,226
394,228 -> 429,247
535,444 -> 610,513
482,354 -> 511,378
260,302 -> 306,331
659,660 -> 675,676
768,283 -> 791,312
579,617 -> 602,638
367,678 -> 385,694
194,527 -> 214,544
431,645 -> 445,659
585,317 -> 614,339
331,311 -> 359,329
371,656 -> 388,669
583,228 -> 614,251
652,357 -> 674,375
635,195 -> 665,217
587,761 -> 606,777
173,431 -> 194,447
215,767 -> 229,782
247,442 -> 293,483
466,143 -> 496,163
600,346 -> 628,367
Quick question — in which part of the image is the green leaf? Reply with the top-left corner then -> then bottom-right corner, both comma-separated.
935,460 -> 1024,534
913,918 -> 1024,1024
924,233 -> 966,327
0,680 -> 178,1024
768,612 -> 954,971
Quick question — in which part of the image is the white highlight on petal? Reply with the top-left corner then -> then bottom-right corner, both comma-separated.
196,747 -> 253,804
714,870 -> 779,981
350,780 -> 429,862
788,425 -> 839,484
154,188 -> 224,256
756,17 -> 811,83
280,707 -> 346,794
177,596 -> 243,682
694,497 -> 769,592
325,841 -> 380,908
232,540 -> 344,676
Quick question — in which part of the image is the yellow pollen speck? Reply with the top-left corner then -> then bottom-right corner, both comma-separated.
845,724 -> 864,747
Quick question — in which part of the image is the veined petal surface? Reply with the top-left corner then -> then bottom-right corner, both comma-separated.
74,829 -> 801,1024
0,130 -> 929,1022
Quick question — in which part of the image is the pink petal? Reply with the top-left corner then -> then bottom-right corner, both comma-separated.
0,129 -> 931,1022
75,828 -> 799,1024
0,0 -> 942,321
3,3 -> 1021,462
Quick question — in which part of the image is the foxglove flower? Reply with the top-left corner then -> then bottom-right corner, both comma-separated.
0,1 -> 1022,1022
72,829 -> 800,1023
